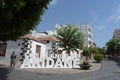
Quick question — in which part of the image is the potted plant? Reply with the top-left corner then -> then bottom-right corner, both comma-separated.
79,61 -> 92,70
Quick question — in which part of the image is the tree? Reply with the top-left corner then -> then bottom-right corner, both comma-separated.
96,47 -> 105,55
0,0 -> 52,41
106,38 -> 120,59
89,47 -> 98,54
106,39 -> 116,57
82,47 -> 104,61
82,47 -> 98,61
55,24 -> 84,55
88,47 -> 98,59
82,48 -> 90,61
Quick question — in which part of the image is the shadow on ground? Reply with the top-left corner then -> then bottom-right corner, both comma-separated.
117,62 -> 120,67
0,64 -> 12,80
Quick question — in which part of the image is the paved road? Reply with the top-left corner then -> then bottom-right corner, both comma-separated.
0,58 -> 120,80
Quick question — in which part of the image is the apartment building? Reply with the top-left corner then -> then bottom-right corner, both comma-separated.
113,29 -> 120,39
55,24 -> 93,47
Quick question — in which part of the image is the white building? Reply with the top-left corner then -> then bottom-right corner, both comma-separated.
55,24 -> 93,47
0,33 -> 58,66
113,29 -> 120,39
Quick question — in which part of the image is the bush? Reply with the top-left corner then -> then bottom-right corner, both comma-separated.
94,54 -> 103,63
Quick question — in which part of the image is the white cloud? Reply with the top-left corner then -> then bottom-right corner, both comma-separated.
89,11 -> 98,24
50,0 -> 58,6
91,16 -> 97,24
107,4 -> 120,23
95,25 -> 108,31
96,4 -> 120,31
91,4 -> 120,31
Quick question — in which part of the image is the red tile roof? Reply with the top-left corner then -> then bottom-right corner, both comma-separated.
37,36 -> 58,41
21,34 -> 58,43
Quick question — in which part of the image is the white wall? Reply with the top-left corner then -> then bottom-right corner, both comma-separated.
30,40 -> 46,58
0,39 -> 47,65
0,39 -> 23,64
45,41 -> 53,57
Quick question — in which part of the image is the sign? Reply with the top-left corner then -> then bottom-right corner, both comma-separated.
21,51 -> 81,68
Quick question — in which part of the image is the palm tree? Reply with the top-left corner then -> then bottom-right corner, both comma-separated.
55,24 -> 84,55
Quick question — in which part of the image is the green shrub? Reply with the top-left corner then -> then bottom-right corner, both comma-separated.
94,54 -> 103,63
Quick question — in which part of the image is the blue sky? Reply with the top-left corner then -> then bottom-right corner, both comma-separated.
36,0 -> 120,48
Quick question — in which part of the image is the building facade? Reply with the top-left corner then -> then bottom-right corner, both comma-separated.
113,29 -> 120,39
55,24 -> 93,47
0,32 -> 58,66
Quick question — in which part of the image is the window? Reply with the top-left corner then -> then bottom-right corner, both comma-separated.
0,43 -> 7,57
36,45 -> 41,58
